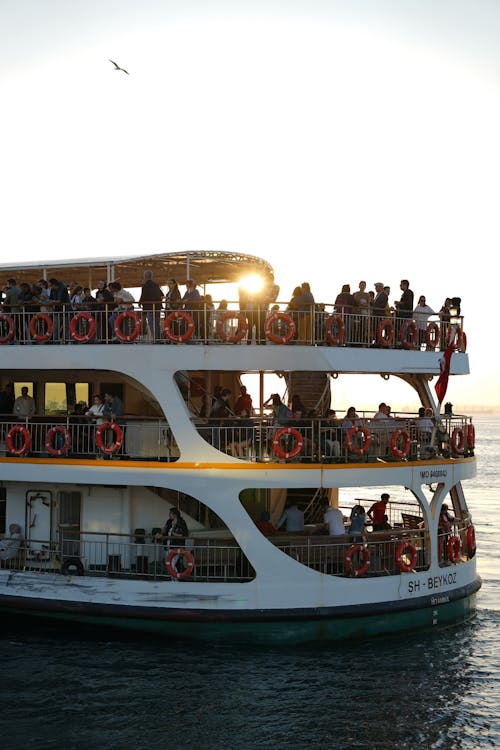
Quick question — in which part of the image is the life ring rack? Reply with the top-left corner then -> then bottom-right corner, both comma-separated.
0,314 -> 15,344
400,320 -> 418,350
215,311 -> 248,343
272,427 -> 304,460
395,541 -> 417,573
114,311 -> 141,343
264,312 -> 296,344
164,311 -> 196,343
165,548 -> 195,580
70,312 -> 97,343
390,429 -> 411,459
466,423 -> 475,450
29,313 -> 54,342
451,427 -> 465,455
425,322 -> 440,350
345,426 -> 371,455
45,425 -> 71,457
447,534 -> 462,564
325,315 -> 344,346
95,421 -> 123,454
344,544 -> 371,577
6,425 -> 31,456
466,525 -> 476,557
377,318 -> 394,348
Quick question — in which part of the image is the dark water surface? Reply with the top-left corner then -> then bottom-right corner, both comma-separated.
1,416 -> 499,749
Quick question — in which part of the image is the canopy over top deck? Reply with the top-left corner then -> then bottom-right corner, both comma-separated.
0,250 -> 275,289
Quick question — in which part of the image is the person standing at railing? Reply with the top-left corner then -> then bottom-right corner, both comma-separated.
294,281 -> 315,344
156,508 -> 189,576
48,277 -> 71,342
13,386 -> 36,417
413,295 -> 435,349
139,270 -> 164,341
348,504 -> 366,542
372,283 -> 388,345
85,394 -> 106,456
108,282 -> 135,341
94,280 -> 115,341
394,279 -> 414,343
182,279 -> 201,341
367,494 -> 390,531
334,284 -> 355,345
438,502 -> 454,562
353,281 -> 370,345
3,278 -> 21,342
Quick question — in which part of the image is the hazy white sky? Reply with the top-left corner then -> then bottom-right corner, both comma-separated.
1,1 -> 499,409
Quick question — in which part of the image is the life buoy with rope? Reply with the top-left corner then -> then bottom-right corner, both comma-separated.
29,313 -> 53,342
325,314 -> 344,346
377,318 -> 394,347
61,557 -> 85,576
451,427 -> 465,455
114,311 -> 141,343
0,314 -> 15,344
272,427 -> 304,459
446,326 -> 464,351
390,429 -> 411,459
165,547 -> 195,580
6,425 -> 31,456
346,425 -> 371,455
344,544 -> 371,577
164,311 -> 195,343
95,421 -> 123,454
70,312 -> 97,343
459,331 -> 467,353
425,322 -> 440,351
395,541 -> 417,573
400,320 -> 418,350
215,311 -> 248,343
264,312 -> 296,344
466,525 -> 476,557
45,425 -> 71,457
466,423 -> 475,450
447,534 -> 461,564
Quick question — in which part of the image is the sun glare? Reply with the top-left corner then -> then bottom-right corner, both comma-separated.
238,275 -> 264,294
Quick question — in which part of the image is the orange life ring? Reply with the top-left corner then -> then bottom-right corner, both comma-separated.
70,312 -> 97,343
447,534 -> 461,563
451,427 -> 465,455
95,421 -> 123,454
29,313 -> 53,342
264,312 -> 296,344
325,315 -> 344,346
344,544 -> 370,577
346,425 -> 371,455
272,427 -> 304,459
0,314 -> 15,344
114,311 -> 141,343
400,320 -> 418,349
45,425 -> 71,457
165,548 -> 194,580
6,425 -> 31,456
377,318 -> 394,347
395,541 -> 417,573
459,331 -> 467,353
390,429 -> 411,459
446,326 -> 464,351
466,525 -> 476,557
466,423 -> 475,450
425,322 -> 440,350
215,311 -> 248,343
164,311 -> 195,343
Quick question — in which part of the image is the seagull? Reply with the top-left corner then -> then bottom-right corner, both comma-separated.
109,59 -> 129,75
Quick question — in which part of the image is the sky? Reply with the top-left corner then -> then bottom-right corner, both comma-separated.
1,0 -> 499,411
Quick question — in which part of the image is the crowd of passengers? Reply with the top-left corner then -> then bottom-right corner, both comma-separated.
199,385 -> 442,461
0,273 -> 461,348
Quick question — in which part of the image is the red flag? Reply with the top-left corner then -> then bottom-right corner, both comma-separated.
435,343 -> 454,405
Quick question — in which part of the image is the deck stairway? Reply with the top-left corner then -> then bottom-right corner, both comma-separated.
286,371 -> 331,415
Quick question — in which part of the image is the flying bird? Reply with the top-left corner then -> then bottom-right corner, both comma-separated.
109,59 -> 129,75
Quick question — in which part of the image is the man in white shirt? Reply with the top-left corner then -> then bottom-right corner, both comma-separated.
324,505 -> 345,536
13,387 -> 36,417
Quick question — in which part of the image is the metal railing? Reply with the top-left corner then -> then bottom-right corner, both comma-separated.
1,519 -> 476,581
0,305 -> 466,350
0,413 -> 473,463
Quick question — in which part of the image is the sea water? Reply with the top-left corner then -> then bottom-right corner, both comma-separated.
1,416 -> 499,750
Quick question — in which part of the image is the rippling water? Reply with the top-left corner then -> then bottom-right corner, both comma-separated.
2,416 -> 499,750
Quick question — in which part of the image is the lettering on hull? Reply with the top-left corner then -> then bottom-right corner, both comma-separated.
407,571 -> 457,594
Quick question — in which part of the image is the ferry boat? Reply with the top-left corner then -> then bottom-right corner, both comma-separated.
0,251 -> 480,644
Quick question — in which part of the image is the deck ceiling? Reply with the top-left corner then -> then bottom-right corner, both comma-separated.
0,250 -> 275,290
